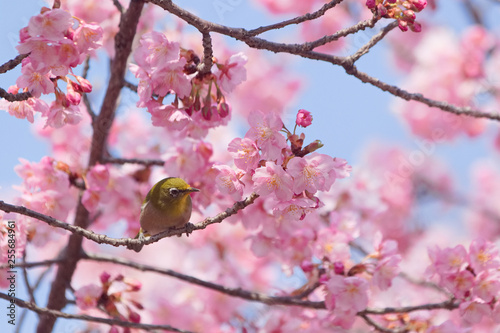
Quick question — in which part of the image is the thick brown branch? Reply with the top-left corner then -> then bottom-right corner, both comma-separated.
0,54 -> 29,74
0,292 -> 194,333
0,88 -> 32,102
37,1 -> 146,332
197,31 -> 213,75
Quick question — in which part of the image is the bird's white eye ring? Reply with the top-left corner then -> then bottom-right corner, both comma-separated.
169,188 -> 180,197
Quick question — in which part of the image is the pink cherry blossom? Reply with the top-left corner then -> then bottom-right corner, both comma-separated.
472,271 -> 500,302
272,197 -> 317,222
150,58 -> 191,98
427,244 -> 468,276
372,254 -> 401,290
147,102 -> 191,130
75,284 -> 103,310
326,275 -> 369,312
441,269 -> 475,299
287,153 -> 337,194
44,103 -> 82,128
227,137 -> 260,172
16,60 -> 54,98
134,31 -> 180,70
0,85 -> 49,123
213,52 -> 248,93
459,299 -> 491,325
252,161 -> 293,201
73,22 -> 104,52
28,8 -> 73,41
468,238 -> 500,273
213,165 -> 244,200
245,110 -> 287,161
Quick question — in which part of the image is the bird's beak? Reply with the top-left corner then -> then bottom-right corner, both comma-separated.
187,187 -> 200,193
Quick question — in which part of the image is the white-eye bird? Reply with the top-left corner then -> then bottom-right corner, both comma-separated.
132,177 -> 199,252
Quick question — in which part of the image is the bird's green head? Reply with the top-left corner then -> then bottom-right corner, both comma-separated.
145,177 -> 199,209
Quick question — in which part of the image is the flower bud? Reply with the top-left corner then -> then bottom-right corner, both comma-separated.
366,0 -> 376,9
74,75 -> 92,93
333,261 -> 345,275
217,102 -> 230,118
201,104 -> 212,120
411,0 -> 427,11
410,21 -> 422,32
296,109 -> 313,128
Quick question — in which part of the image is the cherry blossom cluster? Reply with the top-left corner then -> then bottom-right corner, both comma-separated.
75,272 -> 143,326
3,7 -> 102,128
130,31 -> 247,134
14,157 -> 77,246
219,109 -> 350,221
427,239 -> 500,325
391,26 -> 494,141
367,0 -> 427,32
318,236 -> 402,328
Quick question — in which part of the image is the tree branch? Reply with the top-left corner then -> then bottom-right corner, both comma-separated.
147,0 -> 500,121
0,192 -> 260,250
247,0 -> 344,36
37,1 -> 146,332
0,87 -> 32,102
197,31 -> 213,75
82,252 -> 325,308
0,259 -> 63,270
346,21 -> 398,64
304,17 -> 380,51
0,53 -> 29,74
0,292 -> 195,333
103,156 -> 165,166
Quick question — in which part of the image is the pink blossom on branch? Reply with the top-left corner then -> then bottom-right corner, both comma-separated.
213,52 -> 248,93
227,137 -> 260,172
245,110 -> 287,161
75,284 -> 103,310
252,161 -> 294,201
287,152 -> 338,194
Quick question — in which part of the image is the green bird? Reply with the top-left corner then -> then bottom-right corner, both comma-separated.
132,177 -> 199,252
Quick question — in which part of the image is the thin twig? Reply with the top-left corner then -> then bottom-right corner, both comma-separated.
123,80 -> 138,93
347,21 -> 398,64
103,157 -> 165,166
303,17 -> 379,51
247,0 -> 344,36
0,292 -> 195,333
360,298 -> 458,315
0,258 -> 62,270
21,252 -> 36,304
